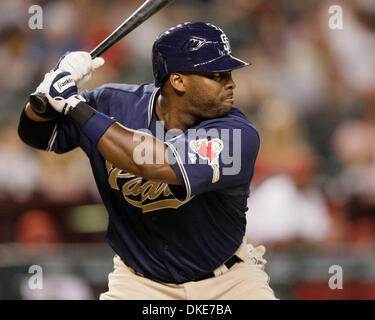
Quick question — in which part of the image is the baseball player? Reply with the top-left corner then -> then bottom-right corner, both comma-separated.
18,22 -> 277,300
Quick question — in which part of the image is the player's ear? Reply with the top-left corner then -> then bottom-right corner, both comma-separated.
169,73 -> 186,93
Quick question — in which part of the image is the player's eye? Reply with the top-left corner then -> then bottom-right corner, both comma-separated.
203,73 -> 221,81
205,72 -> 231,82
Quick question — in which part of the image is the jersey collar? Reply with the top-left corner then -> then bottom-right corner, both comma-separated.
147,87 -> 160,128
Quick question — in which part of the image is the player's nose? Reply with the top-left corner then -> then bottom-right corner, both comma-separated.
223,72 -> 236,90
224,78 -> 236,90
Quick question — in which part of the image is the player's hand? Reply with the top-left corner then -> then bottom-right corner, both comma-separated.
30,69 -> 78,118
35,69 -> 78,99
31,69 -> 80,116
38,69 -> 86,115
54,51 -> 105,87
46,94 -> 86,115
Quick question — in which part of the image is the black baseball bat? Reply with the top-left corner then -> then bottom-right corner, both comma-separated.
29,0 -> 175,113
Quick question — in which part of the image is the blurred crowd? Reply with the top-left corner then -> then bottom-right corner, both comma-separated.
1,0 -> 375,253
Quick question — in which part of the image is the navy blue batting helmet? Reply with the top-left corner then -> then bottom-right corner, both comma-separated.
152,22 -> 249,87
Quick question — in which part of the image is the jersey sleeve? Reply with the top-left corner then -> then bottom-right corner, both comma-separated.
50,88 -> 102,155
165,119 -> 260,199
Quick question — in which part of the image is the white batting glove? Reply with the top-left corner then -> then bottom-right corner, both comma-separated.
33,70 -> 58,95
45,94 -> 87,115
56,51 -> 104,87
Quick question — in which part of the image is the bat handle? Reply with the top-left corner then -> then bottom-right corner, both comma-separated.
29,93 -> 49,114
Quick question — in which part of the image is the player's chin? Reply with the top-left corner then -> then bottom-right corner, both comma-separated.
218,100 -> 233,116
201,101 -> 232,119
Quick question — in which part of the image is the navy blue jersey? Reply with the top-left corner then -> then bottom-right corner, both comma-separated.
50,83 -> 260,283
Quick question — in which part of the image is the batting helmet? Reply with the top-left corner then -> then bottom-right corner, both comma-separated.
152,22 -> 249,87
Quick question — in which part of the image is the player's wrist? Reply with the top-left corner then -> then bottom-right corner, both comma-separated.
68,100 -> 96,128
68,102 -> 115,145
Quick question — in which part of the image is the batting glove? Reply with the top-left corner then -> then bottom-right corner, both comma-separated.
31,69 -> 79,117
46,94 -> 87,115
54,51 -> 104,88
36,70 -> 78,97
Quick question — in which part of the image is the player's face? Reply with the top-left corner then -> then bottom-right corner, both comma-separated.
183,71 -> 236,119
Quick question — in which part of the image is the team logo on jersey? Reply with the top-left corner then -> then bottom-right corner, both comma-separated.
105,161 -> 192,213
188,152 -> 197,164
189,138 -> 223,183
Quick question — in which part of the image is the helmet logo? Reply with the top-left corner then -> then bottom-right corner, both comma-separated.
220,34 -> 231,54
182,36 -> 207,51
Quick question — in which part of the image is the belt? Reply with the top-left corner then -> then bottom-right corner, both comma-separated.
195,255 -> 241,281
128,255 -> 241,283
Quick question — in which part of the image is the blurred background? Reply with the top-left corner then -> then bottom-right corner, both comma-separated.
1,0 -> 375,299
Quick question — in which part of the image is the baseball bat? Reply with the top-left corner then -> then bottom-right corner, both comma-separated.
29,0 -> 175,113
